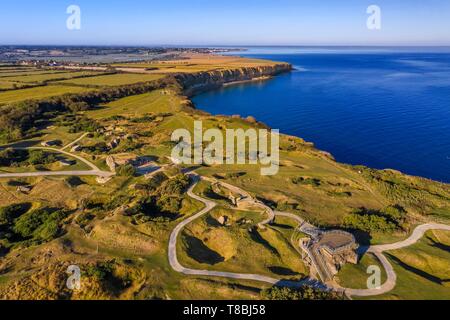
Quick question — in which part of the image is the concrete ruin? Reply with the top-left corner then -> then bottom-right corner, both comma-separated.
301,229 -> 358,283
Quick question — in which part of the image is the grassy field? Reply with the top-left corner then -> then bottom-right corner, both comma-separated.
1,71 -> 104,83
86,90 -> 179,119
0,85 -> 92,105
0,81 -> 23,90
0,150 -> 89,174
177,205 -> 308,280
112,54 -> 285,73
336,252 -> 387,290
57,73 -> 164,87
370,230 -> 450,300
0,69 -> 67,77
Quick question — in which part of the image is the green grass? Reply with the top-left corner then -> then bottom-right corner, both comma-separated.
0,85 -> 92,105
371,230 -> 450,300
86,90 -> 177,119
177,205 -> 307,280
39,126 -> 87,147
0,81 -> 23,90
57,73 -> 164,87
336,252 -> 387,290
0,150 -> 90,173
0,69 -> 64,77
1,71 -> 104,83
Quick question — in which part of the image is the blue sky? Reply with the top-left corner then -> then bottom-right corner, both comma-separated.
1,0 -> 450,46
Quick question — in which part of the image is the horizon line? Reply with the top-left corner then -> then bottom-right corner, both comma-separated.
2,44 -> 450,48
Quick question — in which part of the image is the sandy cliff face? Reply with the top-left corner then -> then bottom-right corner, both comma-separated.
174,63 -> 292,96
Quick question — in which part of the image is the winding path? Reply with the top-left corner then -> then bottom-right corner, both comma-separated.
343,223 -> 450,297
167,174 -> 324,288
0,146 -> 113,178
61,133 -> 89,151
168,173 -> 450,297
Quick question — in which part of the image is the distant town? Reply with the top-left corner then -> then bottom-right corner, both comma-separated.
0,46 -> 243,64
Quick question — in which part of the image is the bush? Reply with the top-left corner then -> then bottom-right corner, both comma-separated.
0,148 -> 29,166
64,176 -> 85,188
343,206 -> 406,233
156,195 -> 183,214
157,174 -> 189,195
12,207 -> 68,241
291,176 -> 321,187
69,117 -> 100,133
28,150 -> 57,166
13,208 -> 49,238
116,164 -> 136,177
134,172 -> 168,192
129,174 -> 190,223
261,286 -> 342,300
0,203 -> 31,226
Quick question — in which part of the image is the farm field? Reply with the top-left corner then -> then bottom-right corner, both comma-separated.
0,69 -> 66,77
57,73 -> 164,87
0,85 -> 92,105
0,81 -> 22,90
0,71 -> 104,83
112,54 -> 285,73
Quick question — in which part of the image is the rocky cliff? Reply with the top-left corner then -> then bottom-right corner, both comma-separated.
174,63 -> 292,96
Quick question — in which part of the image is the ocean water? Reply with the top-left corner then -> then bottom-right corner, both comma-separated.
192,47 -> 450,183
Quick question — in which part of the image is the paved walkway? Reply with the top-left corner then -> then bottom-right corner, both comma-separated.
0,144 -> 113,179
167,173 -> 325,289
168,172 -> 450,297
61,133 -> 88,151
341,223 -> 450,297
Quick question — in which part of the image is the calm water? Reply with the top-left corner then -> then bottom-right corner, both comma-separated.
192,47 -> 450,183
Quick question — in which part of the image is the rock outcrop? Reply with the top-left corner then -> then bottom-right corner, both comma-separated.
174,63 -> 292,96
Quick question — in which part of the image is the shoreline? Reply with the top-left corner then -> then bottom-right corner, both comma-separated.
185,59 -> 449,185
222,75 -> 273,87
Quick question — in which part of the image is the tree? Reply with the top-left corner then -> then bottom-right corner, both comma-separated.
28,150 -> 56,166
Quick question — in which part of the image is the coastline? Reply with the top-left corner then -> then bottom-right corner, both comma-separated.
222,75 -> 273,87
187,57 -> 450,185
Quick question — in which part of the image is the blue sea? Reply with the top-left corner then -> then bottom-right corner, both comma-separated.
192,47 -> 450,183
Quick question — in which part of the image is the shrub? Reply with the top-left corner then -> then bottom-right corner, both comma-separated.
64,176 -> 85,188
28,150 -> 57,166
0,203 -> 31,226
134,172 -> 168,192
261,286 -> 342,300
343,206 -> 406,233
69,117 -> 100,133
116,164 -> 136,177
0,148 -> 29,166
157,174 -> 189,196
13,208 -> 49,238
291,176 -> 321,187
12,207 -> 68,241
